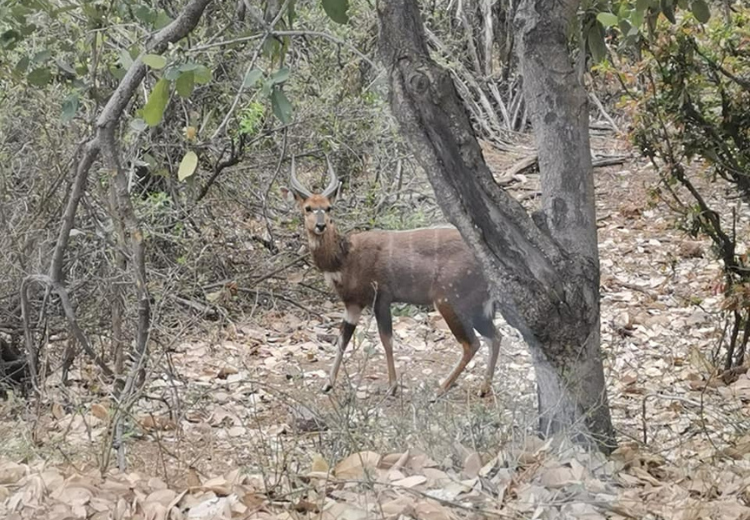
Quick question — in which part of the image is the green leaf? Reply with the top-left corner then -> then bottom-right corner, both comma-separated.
14,56 -> 29,75
134,6 -> 155,24
596,12 -> 619,28
288,0 -> 296,27
20,23 -> 37,36
120,49 -> 133,70
164,66 -> 182,81
176,71 -> 195,98
178,151 -> 198,181
27,67 -> 51,86
110,65 -> 126,81
322,0 -> 349,24
193,65 -> 212,84
636,0 -> 649,12
630,8 -> 645,29
1,29 -> 22,50
32,49 -> 51,63
56,59 -> 76,76
243,68 -> 263,88
154,10 -> 173,29
271,88 -> 293,124
691,0 -> 710,23
143,78 -> 170,127
143,54 -> 167,69
269,66 -> 290,85
61,93 -> 79,123
587,25 -> 607,63
179,62 -> 200,72
261,80 -> 273,98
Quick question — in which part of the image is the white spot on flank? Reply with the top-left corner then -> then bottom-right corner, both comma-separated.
483,300 -> 494,319
324,271 -> 342,287
344,306 -> 361,325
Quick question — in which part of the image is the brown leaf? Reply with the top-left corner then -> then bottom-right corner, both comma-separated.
539,466 -> 578,488
138,415 -> 176,431
311,454 -> 329,473
145,488 -> 177,507
462,452 -> 482,479
380,496 -> 414,517
292,499 -> 319,513
414,500 -> 455,520
52,402 -> 65,420
201,476 -> 231,496
187,468 -> 202,488
217,365 -> 239,379
392,475 -> 427,488
91,402 -> 109,421
55,485 -> 94,506
334,451 -> 381,479
0,462 -> 26,485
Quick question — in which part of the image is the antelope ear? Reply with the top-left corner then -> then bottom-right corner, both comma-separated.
280,186 -> 300,204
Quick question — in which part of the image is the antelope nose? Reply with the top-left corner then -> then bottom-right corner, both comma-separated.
315,223 -> 326,232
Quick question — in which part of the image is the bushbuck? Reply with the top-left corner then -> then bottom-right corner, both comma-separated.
287,157 -> 502,397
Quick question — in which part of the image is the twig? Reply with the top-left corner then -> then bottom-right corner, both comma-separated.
271,30 -> 378,71
260,128 -> 288,252
236,287 -> 320,317
167,294 -> 218,316
588,92 -> 621,133
212,0 -> 290,139
252,254 -> 308,286
502,154 -> 629,180
20,275 -> 113,386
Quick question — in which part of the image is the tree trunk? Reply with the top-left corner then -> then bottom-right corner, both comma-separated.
377,0 -> 615,451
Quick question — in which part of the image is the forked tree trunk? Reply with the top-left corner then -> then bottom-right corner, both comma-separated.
377,0 -> 615,451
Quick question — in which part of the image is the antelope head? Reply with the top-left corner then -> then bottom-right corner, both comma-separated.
288,156 -> 340,237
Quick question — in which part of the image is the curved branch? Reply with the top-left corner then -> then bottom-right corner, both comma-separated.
50,0 -> 215,284
21,275 -> 113,385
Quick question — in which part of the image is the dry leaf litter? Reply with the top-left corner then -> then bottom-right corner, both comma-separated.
2,137 -> 750,519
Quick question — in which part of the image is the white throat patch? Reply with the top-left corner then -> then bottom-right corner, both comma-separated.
324,271 -> 342,287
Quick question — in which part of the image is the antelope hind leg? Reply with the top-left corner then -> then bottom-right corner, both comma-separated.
374,297 -> 399,396
435,301 -> 481,395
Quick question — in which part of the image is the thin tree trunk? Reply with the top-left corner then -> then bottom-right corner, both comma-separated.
100,126 -> 151,388
377,0 -> 615,451
480,0 -> 494,77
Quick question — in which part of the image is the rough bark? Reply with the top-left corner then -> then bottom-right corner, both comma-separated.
378,0 -> 615,451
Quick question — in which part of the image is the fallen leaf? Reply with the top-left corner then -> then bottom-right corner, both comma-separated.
311,454 -> 329,473
334,451 -> 381,479
392,475 -> 427,488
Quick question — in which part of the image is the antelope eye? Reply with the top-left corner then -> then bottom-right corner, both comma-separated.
305,207 -> 312,213
325,207 -> 331,213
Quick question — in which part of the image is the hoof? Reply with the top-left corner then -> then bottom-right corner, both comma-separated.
386,383 -> 399,398
321,382 -> 334,393
430,387 -> 448,403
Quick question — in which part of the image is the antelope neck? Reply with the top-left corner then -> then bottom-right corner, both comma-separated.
308,225 -> 349,272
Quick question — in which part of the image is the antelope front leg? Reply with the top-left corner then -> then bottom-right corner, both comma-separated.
322,305 -> 361,393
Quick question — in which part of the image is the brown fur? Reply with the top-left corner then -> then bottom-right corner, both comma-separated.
291,184 -> 502,396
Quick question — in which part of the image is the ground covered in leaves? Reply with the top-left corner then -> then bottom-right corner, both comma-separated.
3,134 -> 750,519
